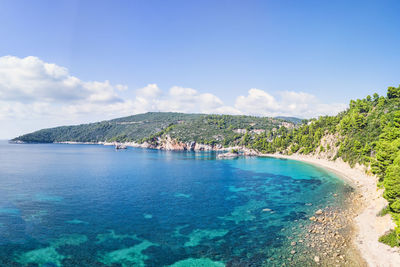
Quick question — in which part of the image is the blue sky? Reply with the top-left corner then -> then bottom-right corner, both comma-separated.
0,0 -> 400,138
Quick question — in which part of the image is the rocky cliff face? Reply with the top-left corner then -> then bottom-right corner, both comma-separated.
109,135 -> 261,155
140,135 -> 222,151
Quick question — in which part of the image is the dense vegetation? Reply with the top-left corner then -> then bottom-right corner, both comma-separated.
13,112 -> 294,146
147,115 -> 290,146
13,113 -> 200,143
244,86 -> 400,246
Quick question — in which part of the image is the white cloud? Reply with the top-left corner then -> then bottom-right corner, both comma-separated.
156,86 -> 225,113
132,84 -> 162,113
234,89 -> 346,117
278,91 -> 346,117
214,105 -> 243,115
235,88 -> 280,115
115,84 -> 128,91
136,83 -> 162,98
0,55 -> 123,104
132,85 -> 241,115
0,55 -> 347,139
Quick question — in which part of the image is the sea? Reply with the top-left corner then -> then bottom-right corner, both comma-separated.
0,141 -> 352,266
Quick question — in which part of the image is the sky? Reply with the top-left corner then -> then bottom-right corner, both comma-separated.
0,0 -> 400,139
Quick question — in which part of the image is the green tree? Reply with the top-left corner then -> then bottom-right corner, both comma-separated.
384,162 -> 400,212
387,86 -> 400,99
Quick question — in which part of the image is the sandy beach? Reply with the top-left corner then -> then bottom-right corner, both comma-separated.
265,153 -> 400,267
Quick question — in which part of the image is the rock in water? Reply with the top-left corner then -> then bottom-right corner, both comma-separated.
315,209 -> 323,215
217,152 -> 239,159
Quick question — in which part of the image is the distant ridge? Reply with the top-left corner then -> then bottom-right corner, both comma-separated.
13,112 -> 297,146
274,116 -> 303,124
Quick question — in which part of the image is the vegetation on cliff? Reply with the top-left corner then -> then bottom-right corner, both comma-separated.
247,86 -> 400,246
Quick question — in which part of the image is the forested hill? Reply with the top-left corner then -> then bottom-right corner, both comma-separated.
246,86 -> 400,246
12,112 -> 297,145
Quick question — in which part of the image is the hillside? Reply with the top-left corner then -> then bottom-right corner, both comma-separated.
275,116 -> 303,124
12,112 -> 198,143
12,112 -> 296,146
245,86 -> 400,246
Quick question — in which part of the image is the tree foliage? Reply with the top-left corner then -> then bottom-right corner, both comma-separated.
13,112 -> 295,148
247,85 -> 400,245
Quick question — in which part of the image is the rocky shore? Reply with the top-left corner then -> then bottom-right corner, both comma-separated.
259,186 -> 365,266
265,153 -> 400,267
55,137 -> 260,155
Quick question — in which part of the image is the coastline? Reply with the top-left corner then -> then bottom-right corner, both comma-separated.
263,153 -> 400,267
13,141 -> 400,265
53,141 -> 254,154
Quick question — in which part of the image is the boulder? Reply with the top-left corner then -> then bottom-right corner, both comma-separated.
314,256 -> 320,263
315,209 -> 323,215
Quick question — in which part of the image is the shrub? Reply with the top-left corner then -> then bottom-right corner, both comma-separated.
377,206 -> 390,216
379,230 -> 399,247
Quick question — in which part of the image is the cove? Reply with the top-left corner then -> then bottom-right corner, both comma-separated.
0,141 -> 352,266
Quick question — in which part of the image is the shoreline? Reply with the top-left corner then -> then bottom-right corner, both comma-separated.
11,141 -> 400,265
263,153 -> 400,267
13,140 -> 258,154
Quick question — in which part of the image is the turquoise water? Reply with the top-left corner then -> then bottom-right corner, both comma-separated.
0,141 -> 351,266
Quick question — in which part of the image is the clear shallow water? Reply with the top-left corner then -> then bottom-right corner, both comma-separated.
0,141 -> 351,266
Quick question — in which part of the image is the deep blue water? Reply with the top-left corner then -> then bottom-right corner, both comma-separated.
0,141 -> 351,266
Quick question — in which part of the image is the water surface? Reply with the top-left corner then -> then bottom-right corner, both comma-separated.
0,141 -> 351,266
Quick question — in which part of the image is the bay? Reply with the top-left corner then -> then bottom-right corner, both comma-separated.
0,141 -> 351,266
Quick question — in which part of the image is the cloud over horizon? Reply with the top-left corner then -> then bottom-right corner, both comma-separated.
0,56 -> 347,138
